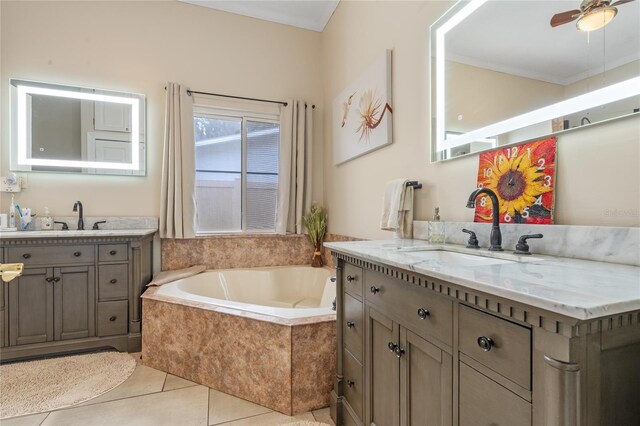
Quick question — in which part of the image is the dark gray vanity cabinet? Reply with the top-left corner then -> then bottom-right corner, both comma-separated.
331,254 -> 640,426
0,233 -> 153,361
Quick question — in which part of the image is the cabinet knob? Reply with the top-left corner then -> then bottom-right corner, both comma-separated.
346,321 -> 355,329
370,286 -> 380,294
74,251 -> 81,257
417,308 -> 430,320
110,250 -> 117,255
477,336 -> 494,352
388,341 -> 398,352
45,277 -> 54,283
110,279 -> 118,284
394,346 -> 405,358
346,275 -> 355,283
109,316 -> 117,322
346,380 -> 355,388
22,253 -> 31,259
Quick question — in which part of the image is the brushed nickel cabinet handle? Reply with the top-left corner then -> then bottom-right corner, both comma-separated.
45,277 -> 54,283
74,251 -> 81,257
52,277 -> 60,282
370,286 -> 380,294
109,316 -> 117,322
346,275 -> 355,283
110,250 -> 117,255
417,308 -> 430,320
347,380 -> 355,387
110,279 -> 118,284
346,321 -> 355,329
22,253 -> 31,259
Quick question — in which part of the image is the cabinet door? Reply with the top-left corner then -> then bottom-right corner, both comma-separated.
54,266 -> 96,341
94,101 -> 131,132
8,268 -> 54,345
401,328 -> 453,426
366,306 -> 400,426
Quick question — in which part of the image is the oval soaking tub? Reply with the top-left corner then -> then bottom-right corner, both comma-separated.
142,265 -> 336,416
154,265 -> 335,319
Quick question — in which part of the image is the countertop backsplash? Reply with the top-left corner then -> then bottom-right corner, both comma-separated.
413,221 -> 640,266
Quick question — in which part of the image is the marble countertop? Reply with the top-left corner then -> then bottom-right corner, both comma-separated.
0,228 -> 157,239
324,240 -> 640,321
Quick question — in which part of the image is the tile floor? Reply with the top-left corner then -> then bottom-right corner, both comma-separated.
2,354 -> 335,426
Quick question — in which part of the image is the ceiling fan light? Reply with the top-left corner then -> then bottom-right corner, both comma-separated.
577,6 -> 617,32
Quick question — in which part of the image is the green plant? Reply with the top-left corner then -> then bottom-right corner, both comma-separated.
303,205 -> 328,267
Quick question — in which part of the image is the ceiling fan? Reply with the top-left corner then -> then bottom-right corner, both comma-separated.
550,0 -> 636,31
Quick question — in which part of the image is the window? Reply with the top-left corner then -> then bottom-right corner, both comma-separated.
193,106 -> 280,233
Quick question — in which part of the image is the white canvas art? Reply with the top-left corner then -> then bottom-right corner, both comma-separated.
333,50 -> 392,165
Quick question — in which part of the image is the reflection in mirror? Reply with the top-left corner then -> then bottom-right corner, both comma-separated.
10,79 -> 146,175
430,0 -> 640,162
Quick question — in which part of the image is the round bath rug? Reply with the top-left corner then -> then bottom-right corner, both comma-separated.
1,351 -> 136,419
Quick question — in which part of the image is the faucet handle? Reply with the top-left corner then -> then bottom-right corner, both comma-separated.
462,229 -> 479,249
92,221 -> 107,230
54,221 -> 69,230
514,234 -> 543,255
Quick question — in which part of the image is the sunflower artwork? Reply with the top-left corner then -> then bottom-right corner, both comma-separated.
474,137 -> 557,224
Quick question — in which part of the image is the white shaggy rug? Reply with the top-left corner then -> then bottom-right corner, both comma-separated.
1,351 -> 136,419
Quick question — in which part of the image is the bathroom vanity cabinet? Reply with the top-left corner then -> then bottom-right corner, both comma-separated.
329,250 -> 640,426
0,232 -> 154,361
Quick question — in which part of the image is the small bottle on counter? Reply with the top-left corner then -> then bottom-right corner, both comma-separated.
9,195 -> 16,229
41,207 -> 53,231
428,207 -> 446,244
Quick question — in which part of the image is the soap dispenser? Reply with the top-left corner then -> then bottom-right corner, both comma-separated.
41,207 -> 53,231
428,207 -> 446,244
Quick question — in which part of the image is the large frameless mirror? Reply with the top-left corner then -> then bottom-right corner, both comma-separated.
430,0 -> 640,162
10,79 -> 146,175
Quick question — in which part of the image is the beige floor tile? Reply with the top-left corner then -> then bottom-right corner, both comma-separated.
0,412 -> 49,426
163,374 -> 198,391
78,364 -> 166,406
208,388 -> 271,425
312,407 -> 334,425
215,410 -> 316,426
42,385 -> 209,426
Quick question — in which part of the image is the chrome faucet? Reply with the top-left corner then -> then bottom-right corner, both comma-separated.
72,201 -> 84,230
466,188 -> 503,251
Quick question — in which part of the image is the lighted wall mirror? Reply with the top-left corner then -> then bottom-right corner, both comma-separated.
430,0 -> 640,162
10,79 -> 146,175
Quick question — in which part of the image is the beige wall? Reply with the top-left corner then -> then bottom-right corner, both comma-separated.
321,1 -> 640,240
0,0 -> 324,218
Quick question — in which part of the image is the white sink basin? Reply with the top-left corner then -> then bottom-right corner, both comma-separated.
408,250 -> 516,266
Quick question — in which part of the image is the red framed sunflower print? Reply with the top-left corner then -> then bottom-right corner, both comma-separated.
474,137 -> 557,224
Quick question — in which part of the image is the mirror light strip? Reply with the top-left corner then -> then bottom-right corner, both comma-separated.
440,76 -> 640,150
16,84 -> 140,170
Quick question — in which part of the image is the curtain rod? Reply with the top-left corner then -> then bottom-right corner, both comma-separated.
178,88 -> 315,109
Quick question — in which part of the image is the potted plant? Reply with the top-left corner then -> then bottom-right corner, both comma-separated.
303,205 -> 328,267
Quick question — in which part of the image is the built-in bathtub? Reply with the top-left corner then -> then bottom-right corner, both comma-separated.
141,266 -> 336,415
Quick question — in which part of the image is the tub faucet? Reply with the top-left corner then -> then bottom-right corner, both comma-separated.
466,188 -> 503,251
73,201 -> 84,231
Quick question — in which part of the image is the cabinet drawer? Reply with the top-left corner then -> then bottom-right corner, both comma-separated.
459,362 -> 531,426
97,301 -> 128,337
365,270 -> 453,346
7,245 -> 94,266
343,402 -> 360,426
99,244 -> 128,262
344,292 -> 363,361
344,263 -> 363,298
343,348 -> 363,421
98,264 -> 129,300
459,305 -> 531,389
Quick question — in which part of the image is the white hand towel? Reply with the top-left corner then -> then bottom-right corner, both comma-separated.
381,179 -> 414,238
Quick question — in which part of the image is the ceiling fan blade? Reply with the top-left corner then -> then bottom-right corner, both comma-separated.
550,9 -> 582,27
610,0 -> 636,6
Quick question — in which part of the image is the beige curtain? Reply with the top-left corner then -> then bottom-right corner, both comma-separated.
160,82 -> 196,238
276,100 -> 313,234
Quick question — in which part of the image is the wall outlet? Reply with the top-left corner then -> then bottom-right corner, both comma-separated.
1,176 -> 22,193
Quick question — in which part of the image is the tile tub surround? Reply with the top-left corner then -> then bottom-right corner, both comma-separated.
141,292 -> 336,415
414,221 -> 640,266
324,240 -> 640,320
161,233 -> 359,271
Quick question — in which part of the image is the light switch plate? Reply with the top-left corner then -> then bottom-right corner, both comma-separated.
1,176 -> 21,192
